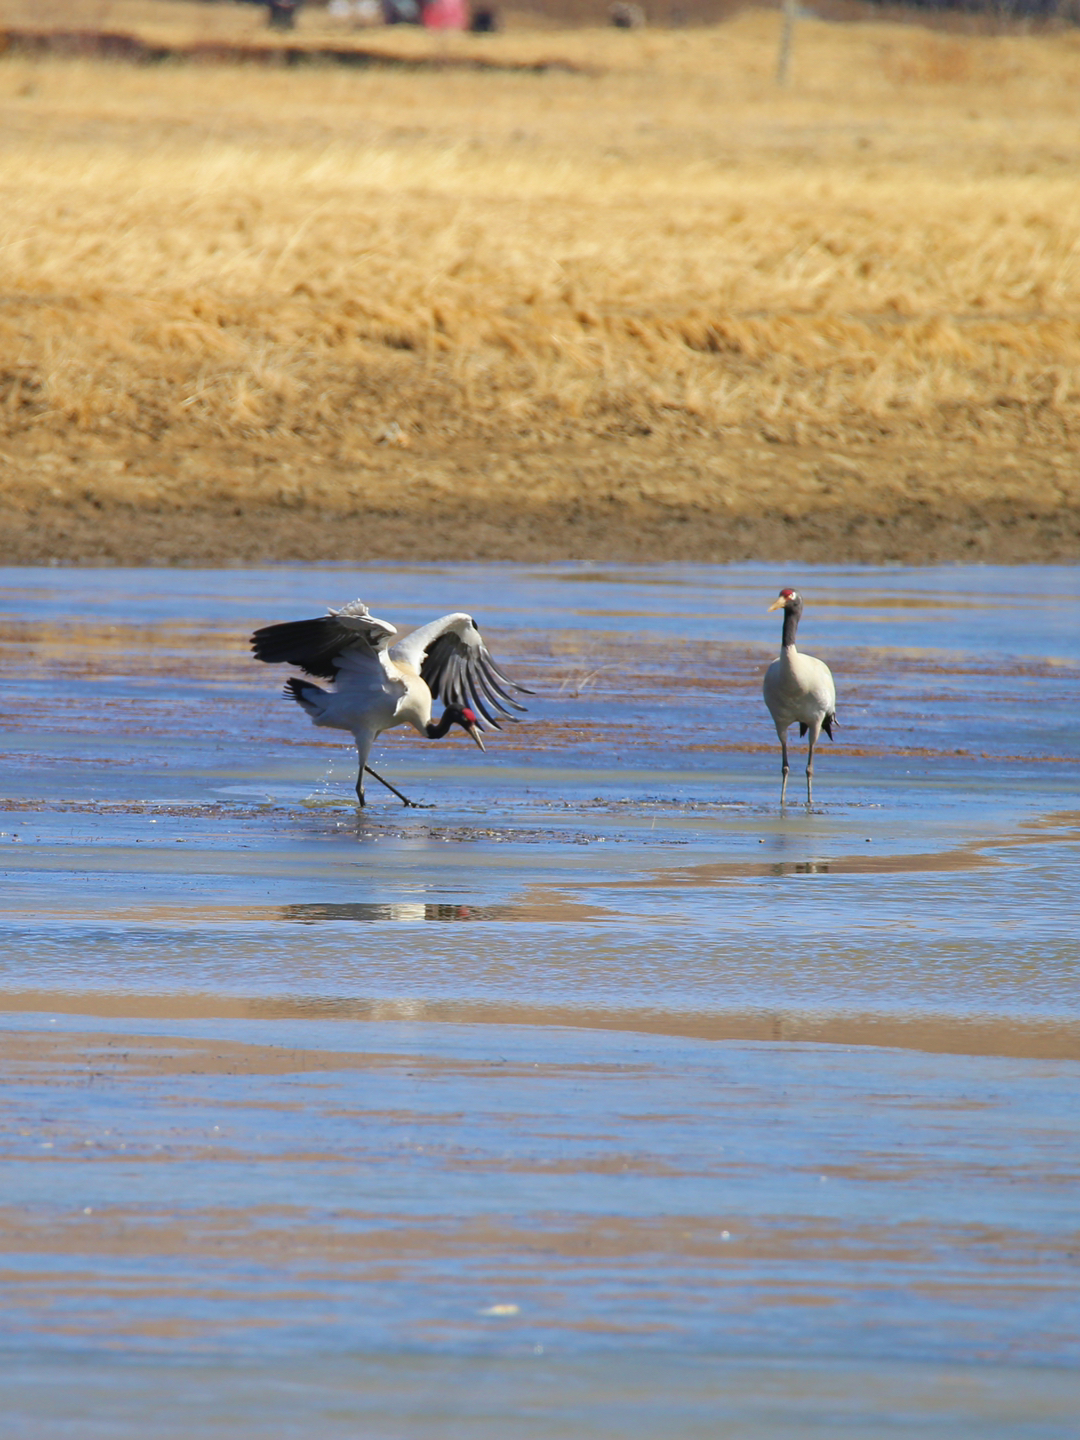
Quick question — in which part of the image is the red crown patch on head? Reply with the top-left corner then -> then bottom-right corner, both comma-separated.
461,707 -> 478,724
779,588 -> 796,599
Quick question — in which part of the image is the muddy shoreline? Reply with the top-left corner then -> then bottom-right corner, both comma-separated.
6,501 -> 1076,567
3,439 -> 1077,566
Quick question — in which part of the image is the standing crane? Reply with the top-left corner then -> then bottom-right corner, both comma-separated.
762,588 -> 836,806
251,599 -> 531,808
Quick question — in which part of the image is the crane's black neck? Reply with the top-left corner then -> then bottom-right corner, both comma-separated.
781,600 -> 802,650
425,708 -> 460,740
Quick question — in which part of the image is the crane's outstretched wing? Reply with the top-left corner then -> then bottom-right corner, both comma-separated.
391,612 -> 532,730
251,600 -> 397,680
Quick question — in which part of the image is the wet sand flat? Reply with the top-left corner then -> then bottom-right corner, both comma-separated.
1,562 -> 1078,1436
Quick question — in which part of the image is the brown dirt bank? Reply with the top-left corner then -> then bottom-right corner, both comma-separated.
2,435 -> 1076,565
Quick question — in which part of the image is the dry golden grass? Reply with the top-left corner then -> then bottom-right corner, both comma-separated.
1,2 -> 1079,561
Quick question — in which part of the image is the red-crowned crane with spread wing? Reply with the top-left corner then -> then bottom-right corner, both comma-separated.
251,600 -> 531,807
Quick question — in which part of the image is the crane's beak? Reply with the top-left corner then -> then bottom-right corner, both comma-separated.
767,597 -> 786,612
465,721 -> 486,752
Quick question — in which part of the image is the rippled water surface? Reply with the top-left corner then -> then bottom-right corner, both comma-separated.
1,563 -> 1078,1438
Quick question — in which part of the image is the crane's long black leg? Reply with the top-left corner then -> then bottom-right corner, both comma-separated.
364,764 -> 434,810
806,736 -> 815,806
780,736 -> 790,807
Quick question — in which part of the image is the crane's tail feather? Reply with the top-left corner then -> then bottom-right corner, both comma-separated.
799,715 -> 836,740
285,676 -> 329,718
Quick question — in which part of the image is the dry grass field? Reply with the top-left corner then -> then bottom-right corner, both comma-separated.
1,0 -> 1079,563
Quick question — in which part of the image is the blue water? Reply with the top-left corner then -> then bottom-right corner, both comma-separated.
0,563 -> 1078,1437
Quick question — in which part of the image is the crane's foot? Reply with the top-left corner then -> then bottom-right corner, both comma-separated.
364,764 -> 435,810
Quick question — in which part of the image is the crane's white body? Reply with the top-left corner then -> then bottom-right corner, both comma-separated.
288,613 -> 473,785
763,649 -> 836,739
762,592 -> 836,805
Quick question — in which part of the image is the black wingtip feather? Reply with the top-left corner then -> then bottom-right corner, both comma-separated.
418,626 -> 533,730
479,661 -> 528,711
485,655 -> 535,694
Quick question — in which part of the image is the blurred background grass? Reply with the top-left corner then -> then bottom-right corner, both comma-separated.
1,1 -> 1078,561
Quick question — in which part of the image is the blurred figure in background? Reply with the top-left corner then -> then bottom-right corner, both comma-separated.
383,0 -> 422,21
333,0 -> 483,30
267,0 -> 302,29
423,0 -> 468,28
328,0 -> 384,22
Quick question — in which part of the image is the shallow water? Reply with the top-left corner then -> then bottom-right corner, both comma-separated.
1,563 -> 1078,1437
